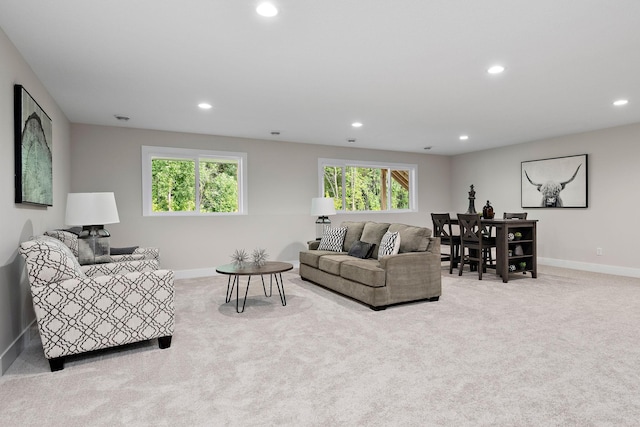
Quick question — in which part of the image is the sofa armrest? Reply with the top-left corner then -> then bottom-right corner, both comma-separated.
81,259 -> 160,277
31,270 -> 175,359
378,237 -> 441,293
104,253 -> 146,262
132,247 -> 160,261
105,248 -> 160,263
378,250 -> 439,275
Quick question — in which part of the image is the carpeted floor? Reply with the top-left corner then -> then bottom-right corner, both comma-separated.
1,265 -> 639,426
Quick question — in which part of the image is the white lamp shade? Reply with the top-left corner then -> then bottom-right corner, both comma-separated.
65,192 -> 120,226
311,197 -> 336,216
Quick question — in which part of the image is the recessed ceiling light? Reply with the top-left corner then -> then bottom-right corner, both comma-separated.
459,135 -> 469,141
256,2 -> 278,17
487,65 -> 505,74
613,99 -> 629,106
351,122 -> 363,128
198,103 -> 212,109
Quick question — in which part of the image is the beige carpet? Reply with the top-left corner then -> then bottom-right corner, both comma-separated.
1,265 -> 640,426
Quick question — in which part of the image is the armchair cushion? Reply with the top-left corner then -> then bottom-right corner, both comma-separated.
43,230 -> 81,258
22,237 -> 85,287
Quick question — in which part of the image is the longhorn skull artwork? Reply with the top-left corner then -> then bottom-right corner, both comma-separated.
524,164 -> 582,207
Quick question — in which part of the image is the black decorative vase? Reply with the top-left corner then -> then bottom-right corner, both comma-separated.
482,200 -> 494,219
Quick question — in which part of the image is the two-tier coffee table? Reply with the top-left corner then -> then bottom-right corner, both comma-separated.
215,261 -> 293,313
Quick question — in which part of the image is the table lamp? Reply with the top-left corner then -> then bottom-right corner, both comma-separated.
65,192 -> 120,264
311,197 -> 336,240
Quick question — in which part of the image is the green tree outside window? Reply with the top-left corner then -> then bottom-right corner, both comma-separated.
151,157 -> 239,213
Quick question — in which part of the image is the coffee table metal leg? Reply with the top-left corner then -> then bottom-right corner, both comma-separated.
236,275 -> 251,313
261,275 -> 272,297
275,273 -> 286,306
225,275 -> 237,303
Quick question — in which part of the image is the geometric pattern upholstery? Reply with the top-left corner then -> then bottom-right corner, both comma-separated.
317,227 -> 347,252
44,229 -> 160,264
108,247 -> 160,263
378,231 -> 401,258
81,259 -> 161,277
19,236 -> 174,364
44,229 -> 79,257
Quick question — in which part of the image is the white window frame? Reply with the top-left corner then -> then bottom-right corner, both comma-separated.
318,158 -> 418,213
142,145 -> 248,216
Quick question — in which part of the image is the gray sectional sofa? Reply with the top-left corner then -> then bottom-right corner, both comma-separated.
299,221 -> 441,310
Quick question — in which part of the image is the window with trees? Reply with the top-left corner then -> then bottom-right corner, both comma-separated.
319,158 -> 417,212
142,146 -> 247,216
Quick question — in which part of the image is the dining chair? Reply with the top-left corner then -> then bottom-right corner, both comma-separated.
504,212 -> 528,219
431,213 -> 460,274
457,213 -> 497,280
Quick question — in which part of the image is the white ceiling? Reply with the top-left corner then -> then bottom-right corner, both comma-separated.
1,0 -> 639,155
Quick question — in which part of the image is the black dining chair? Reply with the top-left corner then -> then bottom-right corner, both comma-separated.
431,213 -> 460,274
457,213 -> 497,280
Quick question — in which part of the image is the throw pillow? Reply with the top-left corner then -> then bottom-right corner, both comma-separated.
378,231 -> 401,259
317,227 -> 347,252
347,240 -> 375,259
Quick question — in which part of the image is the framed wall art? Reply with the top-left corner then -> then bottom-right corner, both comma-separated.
14,84 -> 53,206
521,154 -> 588,208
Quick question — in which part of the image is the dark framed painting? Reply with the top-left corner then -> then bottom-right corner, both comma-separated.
521,154 -> 588,208
14,84 -> 53,206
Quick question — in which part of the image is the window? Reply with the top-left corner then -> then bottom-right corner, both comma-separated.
142,146 -> 247,216
319,158 -> 417,212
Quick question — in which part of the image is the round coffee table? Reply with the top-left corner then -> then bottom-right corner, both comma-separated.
215,261 -> 293,313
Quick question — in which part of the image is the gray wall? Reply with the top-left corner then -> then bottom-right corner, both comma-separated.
70,124 -> 451,276
451,122 -> 640,276
0,28 -> 71,374
71,120 -> 640,279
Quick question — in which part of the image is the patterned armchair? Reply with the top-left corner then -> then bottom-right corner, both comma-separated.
19,235 -> 174,372
44,229 -> 160,265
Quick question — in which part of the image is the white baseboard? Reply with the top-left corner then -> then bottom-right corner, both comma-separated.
1,320 -> 36,375
174,260 -> 300,280
538,257 -> 640,278
173,267 -> 220,280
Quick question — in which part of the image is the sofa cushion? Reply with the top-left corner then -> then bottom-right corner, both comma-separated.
388,223 -> 432,253
299,250 -> 346,268
360,222 -> 390,259
318,255 -> 354,276
317,227 -> 347,252
340,259 -> 386,288
340,221 -> 366,252
378,231 -> 401,258
347,240 -> 375,259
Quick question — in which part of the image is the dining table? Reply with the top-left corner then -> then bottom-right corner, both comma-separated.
450,217 -> 538,283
